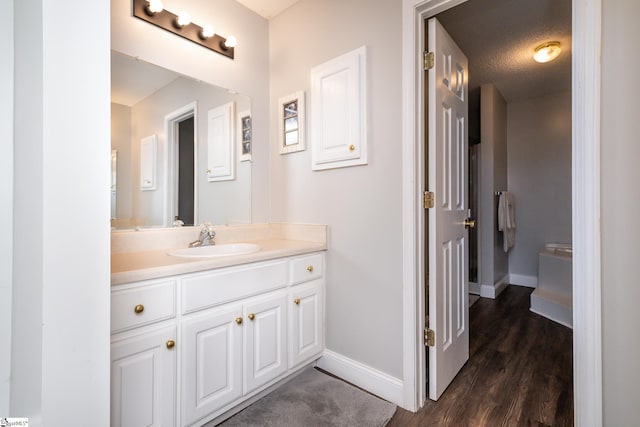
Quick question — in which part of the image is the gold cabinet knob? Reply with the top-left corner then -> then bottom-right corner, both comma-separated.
206,169 -> 212,174
166,340 -> 175,349
306,265 -> 314,273
134,304 -> 145,314
463,218 -> 476,229
294,298 -> 300,305
349,144 -> 356,151
248,313 -> 255,321
235,317 -> 243,325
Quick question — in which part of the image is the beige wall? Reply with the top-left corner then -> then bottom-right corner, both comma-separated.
601,0 -> 640,423
507,92 -> 572,279
479,84 -> 508,289
111,103 -> 133,222
269,0 -> 404,378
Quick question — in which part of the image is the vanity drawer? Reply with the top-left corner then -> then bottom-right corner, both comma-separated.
111,280 -> 176,333
181,260 -> 287,314
290,253 -> 324,285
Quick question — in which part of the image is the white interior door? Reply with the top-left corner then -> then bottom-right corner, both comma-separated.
427,16 -> 470,401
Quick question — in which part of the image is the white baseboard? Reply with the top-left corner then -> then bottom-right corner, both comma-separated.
317,349 -> 404,407
480,274 -> 509,299
469,282 -> 480,295
509,273 -> 537,288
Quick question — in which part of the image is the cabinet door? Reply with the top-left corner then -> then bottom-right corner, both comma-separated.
111,325 -> 176,427
289,280 -> 325,368
243,292 -> 288,394
181,305 -> 243,426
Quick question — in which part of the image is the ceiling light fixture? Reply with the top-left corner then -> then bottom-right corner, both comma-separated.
533,41 -> 562,63
133,0 -> 236,60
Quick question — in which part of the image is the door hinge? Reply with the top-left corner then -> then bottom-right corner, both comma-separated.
423,191 -> 435,209
424,328 -> 435,347
423,51 -> 434,70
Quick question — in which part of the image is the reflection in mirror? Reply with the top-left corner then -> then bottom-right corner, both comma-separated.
110,51 -> 252,229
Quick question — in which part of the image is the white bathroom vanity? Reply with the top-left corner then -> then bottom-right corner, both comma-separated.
110,223 -> 327,426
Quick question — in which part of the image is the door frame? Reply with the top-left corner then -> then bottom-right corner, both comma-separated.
400,1 -> 602,425
164,101 -> 198,227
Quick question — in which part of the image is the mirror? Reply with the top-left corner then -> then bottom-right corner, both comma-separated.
110,51 -> 251,229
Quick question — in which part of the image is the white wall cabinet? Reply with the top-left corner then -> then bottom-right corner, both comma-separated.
310,46 -> 367,170
111,252 -> 324,427
206,102 -> 235,182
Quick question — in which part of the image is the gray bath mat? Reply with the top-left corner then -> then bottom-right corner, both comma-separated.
217,368 -> 396,427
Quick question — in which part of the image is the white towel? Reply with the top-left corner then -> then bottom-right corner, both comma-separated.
498,192 -> 516,252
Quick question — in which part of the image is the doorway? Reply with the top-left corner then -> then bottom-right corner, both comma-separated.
164,102 -> 198,227
177,116 -> 195,225
424,0 -> 572,400
402,0 -> 602,420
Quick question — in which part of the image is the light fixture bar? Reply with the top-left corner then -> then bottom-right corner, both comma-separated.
132,0 -> 235,60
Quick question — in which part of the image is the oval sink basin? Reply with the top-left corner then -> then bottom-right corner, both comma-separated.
168,243 -> 260,258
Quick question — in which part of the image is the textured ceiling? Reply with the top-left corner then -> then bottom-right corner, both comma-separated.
437,0 -> 572,102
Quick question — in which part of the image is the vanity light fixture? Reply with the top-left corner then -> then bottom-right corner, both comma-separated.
145,0 -> 163,14
223,35 -> 237,49
133,0 -> 236,60
200,24 -> 215,40
533,41 -> 561,63
175,11 -> 191,28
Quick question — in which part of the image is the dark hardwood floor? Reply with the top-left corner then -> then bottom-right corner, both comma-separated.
388,285 -> 573,427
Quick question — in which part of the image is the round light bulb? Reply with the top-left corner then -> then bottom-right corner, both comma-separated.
176,11 -> 191,27
146,0 -> 163,14
533,41 -> 561,63
201,24 -> 215,39
224,35 -> 237,48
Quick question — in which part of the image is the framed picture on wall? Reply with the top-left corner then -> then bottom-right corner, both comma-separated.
278,91 -> 306,154
238,110 -> 252,161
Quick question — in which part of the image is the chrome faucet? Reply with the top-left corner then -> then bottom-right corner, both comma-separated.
189,222 -> 216,247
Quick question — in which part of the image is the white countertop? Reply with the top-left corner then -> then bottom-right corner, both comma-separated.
111,238 -> 327,285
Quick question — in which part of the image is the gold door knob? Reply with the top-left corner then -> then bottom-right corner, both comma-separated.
166,340 -> 175,349
294,298 -> 300,305
306,265 -> 314,273
235,317 -> 243,325
134,304 -> 145,314
248,313 -> 255,321
349,144 -> 356,151
463,218 -> 476,229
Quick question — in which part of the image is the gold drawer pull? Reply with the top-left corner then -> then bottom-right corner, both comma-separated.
235,317 -> 243,325
349,144 -> 356,151
166,340 -> 175,349
248,313 -> 255,321
134,304 -> 145,314
306,265 -> 314,273
294,298 -> 300,305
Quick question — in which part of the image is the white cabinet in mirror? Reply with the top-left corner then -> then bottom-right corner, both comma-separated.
110,50 -> 252,230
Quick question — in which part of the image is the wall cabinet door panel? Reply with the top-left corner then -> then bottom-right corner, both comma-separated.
111,325 -> 176,427
243,292 -> 288,393
289,280 -> 324,368
181,305 -> 243,426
